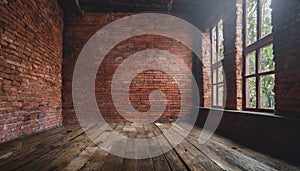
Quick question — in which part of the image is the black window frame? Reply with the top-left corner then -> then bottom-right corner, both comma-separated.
211,19 -> 225,108
242,0 -> 275,112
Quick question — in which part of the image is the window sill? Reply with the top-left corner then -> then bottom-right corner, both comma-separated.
195,107 -> 300,121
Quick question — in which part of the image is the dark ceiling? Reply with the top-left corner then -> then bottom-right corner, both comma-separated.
60,0 -> 211,13
78,0 -> 203,12
59,0 -> 232,31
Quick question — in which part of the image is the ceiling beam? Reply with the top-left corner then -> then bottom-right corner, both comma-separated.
75,0 -> 84,16
167,0 -> 174,13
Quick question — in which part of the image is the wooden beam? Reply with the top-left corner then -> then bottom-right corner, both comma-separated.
75,0 -> 84,16
167,0 -> 174,13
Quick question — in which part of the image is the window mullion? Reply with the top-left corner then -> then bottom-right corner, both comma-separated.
244,33 -> 273,54
216,66 -> 219,106
257,0 -> 262,40
256,49 -> 260,109
210,29 -> 213,65
216,24 -> 219,62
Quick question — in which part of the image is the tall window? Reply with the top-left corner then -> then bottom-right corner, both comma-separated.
211,20 -> 225,107
243,0 -> 275,111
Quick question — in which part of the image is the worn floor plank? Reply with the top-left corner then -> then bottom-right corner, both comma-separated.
0,124 -> 80,166
186,124 -> 300,171
79,123 -> 118,171
0,123 -> 299,171
100,123 -> 127,171
16,124 -> 99,171
58,123 -> 117,171
144,124 -> 171,171
171,124 -> 242,171
136,123 -> 155,171
121,123 -> 138,171
172,123 -> 279,171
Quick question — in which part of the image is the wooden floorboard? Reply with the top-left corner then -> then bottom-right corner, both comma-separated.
0,124 -> 80,166
0,123 -> 299,171
121,123 -> 138,171
170,123 -> 276,171
183,123 -> 300,171
144,124 -> 171,171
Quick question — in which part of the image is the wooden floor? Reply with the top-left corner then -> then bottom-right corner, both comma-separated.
0,123 -> 299,171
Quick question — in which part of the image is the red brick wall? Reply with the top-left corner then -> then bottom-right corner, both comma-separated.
196,31 -> 212,108
63,13 -> 195,124
223,0 -> 243,110
0,0 -> 63,142
273,0 -> 300,118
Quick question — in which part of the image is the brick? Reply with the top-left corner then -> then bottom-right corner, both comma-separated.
0,0 -> 63,143
273,0 -> 300,117
62,13 -> 194,124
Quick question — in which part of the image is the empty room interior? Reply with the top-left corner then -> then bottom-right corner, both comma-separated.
1,0 -> 300,170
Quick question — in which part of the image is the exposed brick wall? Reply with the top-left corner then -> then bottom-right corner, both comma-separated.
195,31 -> 212,107
222,0 -> 243,110
63,13 -> 195,124
273,0 -> 300,118
0,0 -> 63,142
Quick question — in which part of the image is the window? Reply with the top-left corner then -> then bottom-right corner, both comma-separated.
211,20 -> 225,107
243,0 -> 274,111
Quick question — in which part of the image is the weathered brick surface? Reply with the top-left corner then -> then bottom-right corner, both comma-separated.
195,31 -> 212,107
63,13 -> 195,124
0,0 -> 63,142
273,0 -> 300,118
222,0 -> 243,110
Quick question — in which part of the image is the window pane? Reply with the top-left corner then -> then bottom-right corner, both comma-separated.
218,66 -> 223,83
218,85 -> 224,106
246,51 -> 256,75
260,44 -> 274,73
262,0 -> 272,37
247,0 -> 258,45
260,74 -> 275,109
212,27 -> 217,64
213,85 -> 217,106
218,20 -> 224,61
213,69 -> 217,84
246,77 -> 256,108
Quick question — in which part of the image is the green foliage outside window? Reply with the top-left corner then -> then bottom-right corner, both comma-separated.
247,0 -> 257,45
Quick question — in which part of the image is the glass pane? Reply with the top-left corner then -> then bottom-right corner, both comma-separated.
218,85 -> 224,107
262,0 -> 272,37
247,0 -> 258,45
218,66 -> 223,83
246,77 -> 256,108
246,51 -> 256,75
212,27 -> 217,64
260,74 -> 275,109
218,20 -> 224,61
260,44 -> 274,72
213,85 -> 217,106
213,69 -> 217,84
